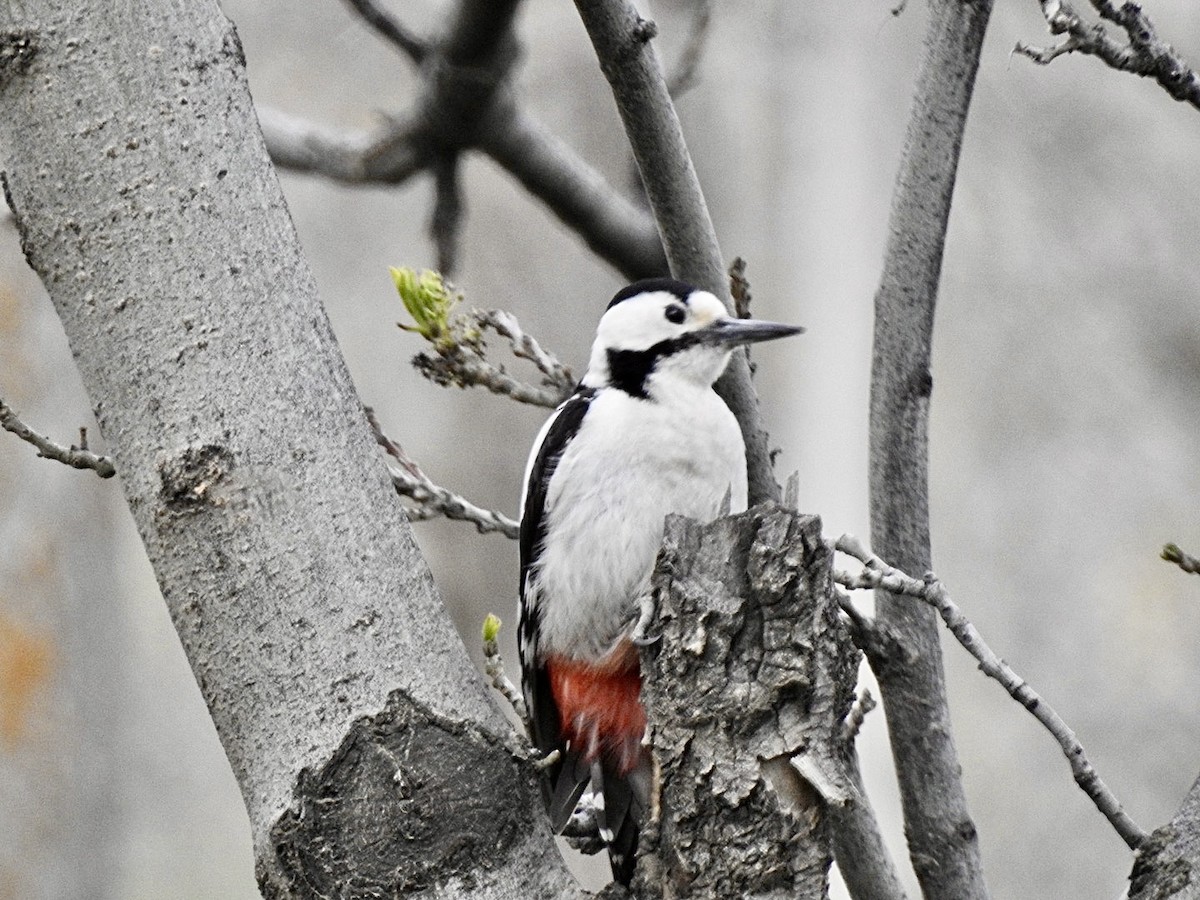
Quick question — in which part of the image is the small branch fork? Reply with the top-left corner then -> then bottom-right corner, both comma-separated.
0,397 -> 115,478
1015,0 -> 1200,111
260,0 -> 668,279
365,407 -> 519,537
410,308 -> 574,409
831,533 -> 1150,851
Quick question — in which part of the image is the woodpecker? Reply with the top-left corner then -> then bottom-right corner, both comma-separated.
517,277 -> 802,885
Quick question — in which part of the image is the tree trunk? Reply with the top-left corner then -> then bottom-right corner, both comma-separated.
637,506 -> 857,898
0,2 -> 577,896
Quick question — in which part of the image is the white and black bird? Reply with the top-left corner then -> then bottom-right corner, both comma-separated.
517,277 -> 802,885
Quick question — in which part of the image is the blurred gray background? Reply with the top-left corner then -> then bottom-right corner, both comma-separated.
2,0 -> 1199,897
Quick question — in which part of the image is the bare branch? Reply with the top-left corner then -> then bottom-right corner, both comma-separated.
473,309 -> 575,398
0,397 -> 116,478
478,104 -> 667,280
257,107 -> 427,184
341,0 -> 429,62
1162,543 -> 1200,575
833,534 -> 1149,851
867,1 -> 992,895
1015,0 -> 1200,111
572,0 -> 783,506
366,407 -> 519,537
829,738 -> 912,900
431,155 -> 464,276
412,348 -> 566,408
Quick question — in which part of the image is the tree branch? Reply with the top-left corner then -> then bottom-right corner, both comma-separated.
259,0 -> 667,281
834,534 -> 1148,851
256,107 -> 428,184
1015,0 -> 1200,111
341,0 -> 428,63
366,407 -> 519,538
0,396 -> 116,478
478,102 -> 668,279
571,0 -> 783,506
867,1 -> 994,896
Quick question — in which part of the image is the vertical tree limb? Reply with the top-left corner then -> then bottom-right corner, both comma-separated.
867,1 -> 994,898
571,0 -> 782,505
0,3 -> 580,896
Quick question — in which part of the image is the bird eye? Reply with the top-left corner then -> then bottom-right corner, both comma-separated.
664,304 -> 687,324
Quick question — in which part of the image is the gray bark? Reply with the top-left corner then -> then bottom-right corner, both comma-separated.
0,2 -> 579,896
867,1 -> 994,898
1129,772 -> 1200,900
636,506 -> 857,898
571,0 -> 782,506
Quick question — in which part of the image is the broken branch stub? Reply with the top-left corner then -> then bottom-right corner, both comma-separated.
638,505 -> 858,898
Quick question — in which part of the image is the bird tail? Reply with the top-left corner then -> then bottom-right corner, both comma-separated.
594,750 -> 651,887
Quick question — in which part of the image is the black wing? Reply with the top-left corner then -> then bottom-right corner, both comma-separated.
518,386 -> 596,822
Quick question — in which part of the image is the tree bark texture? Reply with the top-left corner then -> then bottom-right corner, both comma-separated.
0,2 -> 579,896
636,506 -> 857,898
868,1 -> 994,898
1129,772 -> 1200,900
572,0 -> 782,506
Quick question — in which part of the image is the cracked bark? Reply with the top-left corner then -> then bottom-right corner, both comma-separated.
636,506 -> 857,898
0,3 -> 580,896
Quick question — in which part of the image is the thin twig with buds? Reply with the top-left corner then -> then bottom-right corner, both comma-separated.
482,614 -> 528,724
410,308 -> 574,410
366,407 -> 519,538
831,533 -> 1148,851
0,398 -> 116,478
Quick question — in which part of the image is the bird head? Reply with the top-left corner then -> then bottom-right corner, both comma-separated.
582,278 -> 803,397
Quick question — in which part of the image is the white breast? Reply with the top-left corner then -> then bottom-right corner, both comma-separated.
530,383 -> 747,661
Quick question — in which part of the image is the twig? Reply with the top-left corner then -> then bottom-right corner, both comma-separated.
832,533 -> 1149,851
409,307 -> 574,409
1015,0 -> 1200,111
841,688 -> 877,746
664,0 -> 712,97
482,614 -> 528,722
473,310 -> 575,398
1162,543 -> 1200,575
366,407 -> 519,537
0,397 -> 116,478
729,256 -> 752,319
342,0 -> 429,62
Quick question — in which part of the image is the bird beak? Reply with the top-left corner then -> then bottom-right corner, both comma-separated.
696,316 -> 805,347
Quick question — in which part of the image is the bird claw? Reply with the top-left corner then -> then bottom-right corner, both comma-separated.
630,593 -> 661,646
